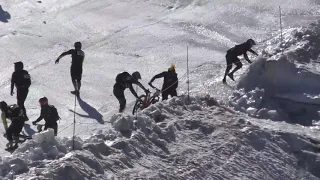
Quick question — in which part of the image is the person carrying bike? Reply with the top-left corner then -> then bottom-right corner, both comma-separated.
113,71 -> 149,112
149,65 -> 178,100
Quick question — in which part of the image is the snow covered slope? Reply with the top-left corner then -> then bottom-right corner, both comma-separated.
232,20 -> 320,125
1,95 -> 320,179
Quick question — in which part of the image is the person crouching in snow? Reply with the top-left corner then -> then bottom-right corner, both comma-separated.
223,39 -> 258,83
32,97 -> 60,136
0,101 -> 25,149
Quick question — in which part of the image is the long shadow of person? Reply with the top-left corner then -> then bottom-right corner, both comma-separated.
0,5 -> 11,23
69,96 -> 104,124
23,123 -> 37,136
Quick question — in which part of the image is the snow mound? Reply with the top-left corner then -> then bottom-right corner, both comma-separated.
231,19 -> 320,125
0,95 -> 320,179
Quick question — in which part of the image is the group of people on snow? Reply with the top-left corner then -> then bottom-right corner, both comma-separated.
113,64 -> 178,112
1,37 -> 258,149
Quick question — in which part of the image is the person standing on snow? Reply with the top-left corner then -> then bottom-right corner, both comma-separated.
10,61 -> 31,120
223,39 -> 259,83
32,97 -> 60,136
55,42 -> 85,96
0,101 -> 25,149
113,71 -> 149,112
149,65 -> 178,100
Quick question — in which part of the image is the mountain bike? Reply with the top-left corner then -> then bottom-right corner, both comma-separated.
132,88 -> 161,115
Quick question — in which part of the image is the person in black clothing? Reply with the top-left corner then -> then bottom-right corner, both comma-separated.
223,39 -> 259,83
32,97 -> 60,136
0,101 -> 25,148
149,65 -> 178,100
55,42 -> 85,96
113,71 -> 149,112
11,61 -> 31,120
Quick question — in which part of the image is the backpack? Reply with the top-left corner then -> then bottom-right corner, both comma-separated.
7,104 -> 24,120
48,105 -> 60,121
116,72 -> 131,83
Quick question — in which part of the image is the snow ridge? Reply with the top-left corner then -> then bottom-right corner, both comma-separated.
1,95 -> 320,179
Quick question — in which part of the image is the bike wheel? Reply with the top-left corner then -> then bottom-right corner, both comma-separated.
132,95 -> 146,115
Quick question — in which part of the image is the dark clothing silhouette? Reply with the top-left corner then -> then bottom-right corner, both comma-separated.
113,72 -> 148,112
149,71 -> 178,100
11,63 -> 31,119
223,40 -> 258,83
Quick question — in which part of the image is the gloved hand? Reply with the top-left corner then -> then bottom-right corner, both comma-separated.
55,59 -> 59,64
10,91 -> 14,96
32,121 -> 37,125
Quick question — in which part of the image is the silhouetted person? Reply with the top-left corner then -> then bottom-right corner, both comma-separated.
113,71 -> 149,112
223,39 -> 258,83
32,97 -> 60,136
11,61 -> 31,120
149,65 -> 178,100
55,42 -> 85,96
0,101 -> 25,149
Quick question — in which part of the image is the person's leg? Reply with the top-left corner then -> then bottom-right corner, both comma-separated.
53,123 -> 58,136
223,55 -> 233,83
114,88 -> 126,112
170,89 -> 177,97
17,88 -> 29,119
6,124 -> 14,143
228,58 -> 242,81
162,90 -> 169,100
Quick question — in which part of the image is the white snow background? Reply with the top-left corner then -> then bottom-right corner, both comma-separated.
0,0 -> 320,179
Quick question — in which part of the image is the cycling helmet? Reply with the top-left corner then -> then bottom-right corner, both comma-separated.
0,101 -> 7,111
132,71 -> 141,80
39,97 -> 48,106
246,39 -> 256,46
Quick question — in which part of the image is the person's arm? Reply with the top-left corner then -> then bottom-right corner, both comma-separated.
55,50 -> 73,64
1,112 -> 8,131
243,53 -> 252,63
133,80 -> 148,92
128,83 -> 139,98
248,49 -> 258,56
149,72 -> 165,87
10,73 -> 15,96
32,109 -> 44,125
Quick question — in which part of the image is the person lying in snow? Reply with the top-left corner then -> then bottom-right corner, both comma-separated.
222,39 -> 259,83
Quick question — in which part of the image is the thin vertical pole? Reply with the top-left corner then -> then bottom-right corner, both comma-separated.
279,6 -> 283,54
187,46 -> 190,103
72,82 -> 77,150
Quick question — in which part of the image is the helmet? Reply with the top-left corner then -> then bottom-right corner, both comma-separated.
132,71 -> 141,80
168,64 -> 176,72
0,101 -> 7,111
246,39 -> 256,46
39,97 -> 48,106
74,41 -> 82,49
14,61 -> 24,71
